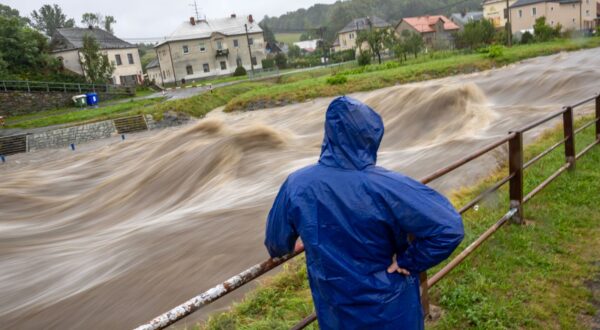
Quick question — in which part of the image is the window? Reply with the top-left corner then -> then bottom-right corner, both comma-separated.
519,9 -> 522,18
220,61 -> 227,70
186,65 -> 193,75
216,40 -> 223,50
248,37 -> 254,45
586,10 -> 590,16
127,53 -> 134,64
532,7 -> 536,16
551,6 -> 554,11
203,63 -> 210,73
236,57 -> 242,67
233,39 -> 239,47
183,45 -> 189,54
251,56 -> 257,66
199,43 -> 206,52
115,54 -> 122,66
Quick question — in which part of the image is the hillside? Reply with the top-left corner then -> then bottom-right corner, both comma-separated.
261,0 -> 483,41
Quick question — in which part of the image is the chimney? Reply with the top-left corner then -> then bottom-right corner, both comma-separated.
190,17 -> 196,26
248,14 -> 254,24
231,13 -> 237,18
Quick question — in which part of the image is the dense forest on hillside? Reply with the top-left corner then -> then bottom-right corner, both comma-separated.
261,0 -> 482,40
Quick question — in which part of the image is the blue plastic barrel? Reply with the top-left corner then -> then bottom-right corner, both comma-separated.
86,92 -> 99,106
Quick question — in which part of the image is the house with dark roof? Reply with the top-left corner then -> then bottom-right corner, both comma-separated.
145,58 -> 162,84
333,16 -> 392,52
50,27 -> 143,86
509,0 -> 598,34
450,11 -> 484,29
395,15 -> 460,49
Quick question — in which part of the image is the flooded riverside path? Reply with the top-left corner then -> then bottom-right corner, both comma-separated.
1,48 -> 599,329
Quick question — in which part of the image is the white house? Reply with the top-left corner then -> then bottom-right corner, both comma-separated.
50,27 -> 143,86
155,14 -> 267,85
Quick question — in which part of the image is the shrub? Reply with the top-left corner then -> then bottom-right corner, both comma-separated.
326,74 -> 348,85
534,17 -> 561,42
233,66 -> 247,76
261,58 -> 275,69
274,53 -> 287,68
357,51 -> 371,66
486,45 -> 505,59
521,31 -> 534,44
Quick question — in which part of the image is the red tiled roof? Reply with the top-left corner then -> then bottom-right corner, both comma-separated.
401,15 -> 460,33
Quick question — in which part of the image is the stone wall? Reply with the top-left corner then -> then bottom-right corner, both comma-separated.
27,120 -> 116,151
145,111 -> 191,130
0,91 -> 130,117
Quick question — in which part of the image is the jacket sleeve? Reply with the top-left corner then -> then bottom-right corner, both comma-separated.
385,176 -> 464,274
264,179 -> 298,258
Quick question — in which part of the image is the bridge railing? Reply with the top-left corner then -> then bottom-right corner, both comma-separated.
134,93 -> 600,330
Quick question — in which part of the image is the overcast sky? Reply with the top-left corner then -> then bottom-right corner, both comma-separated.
4,0 -> 338,42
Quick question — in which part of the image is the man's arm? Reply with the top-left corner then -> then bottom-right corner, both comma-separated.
264,179 -> 298,258
385,176 -> 464,274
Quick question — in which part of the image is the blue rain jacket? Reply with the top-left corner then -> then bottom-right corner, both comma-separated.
265,96 -> 464,330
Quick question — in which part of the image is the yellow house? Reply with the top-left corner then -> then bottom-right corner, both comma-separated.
334,16 -> 392,52
509,0 -> 598,33
484,0 -> 519,27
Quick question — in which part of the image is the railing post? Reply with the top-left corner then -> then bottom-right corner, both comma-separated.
508,131 -> 524,224
26,81 -> 30,93
596,95 -> 600,141
419,272 -> 431,318
78,84 -> 81,93
563,107 -> 576,171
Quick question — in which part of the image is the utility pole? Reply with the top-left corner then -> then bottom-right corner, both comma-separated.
244,23 -> 255,76
506,0 -> 512,47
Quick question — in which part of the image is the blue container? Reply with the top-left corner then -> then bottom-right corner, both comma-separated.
86,92 -> 99,106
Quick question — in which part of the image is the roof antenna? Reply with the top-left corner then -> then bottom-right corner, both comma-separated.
189,0 -> 205,21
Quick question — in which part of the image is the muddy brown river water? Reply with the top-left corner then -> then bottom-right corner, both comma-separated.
1,48 -> 599,329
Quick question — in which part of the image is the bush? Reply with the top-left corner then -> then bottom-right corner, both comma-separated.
534,17 -> 561,42
274,53 -> 287,68
261,58 -> 275,69
233,65 -> 247,76
486,45 -> 505,59
326,74 -> 348,85
357,51 -> 371,66
521,31 -> 534,44
331,49 -> 355,63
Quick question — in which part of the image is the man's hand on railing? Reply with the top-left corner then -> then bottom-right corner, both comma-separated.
294,240 -> 305,253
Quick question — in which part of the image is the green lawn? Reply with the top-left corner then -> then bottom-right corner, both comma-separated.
276,33 -> 302,45
197,116 -> 600,329
3,97 -> 165,129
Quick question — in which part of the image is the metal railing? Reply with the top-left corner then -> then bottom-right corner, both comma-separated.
134,93 -> 600,330
0,80 -> 133,95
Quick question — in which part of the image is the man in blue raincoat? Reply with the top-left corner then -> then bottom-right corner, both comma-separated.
265,96 -> 464,330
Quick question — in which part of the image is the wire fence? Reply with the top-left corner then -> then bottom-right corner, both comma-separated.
0,80 -> 134,95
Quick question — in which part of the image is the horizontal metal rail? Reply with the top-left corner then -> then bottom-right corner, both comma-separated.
420,134 -> 515,185
523,163 -> 571,203
427,208 -> 518,288
290,313 -> 318,330
574,117 -> 599,135
134,248 -> 304,330
458,174 -> 514,215
518,108 -> 566,133
576,139 -> 600,160
523,137 -> 568,169
569,94 -> 598,109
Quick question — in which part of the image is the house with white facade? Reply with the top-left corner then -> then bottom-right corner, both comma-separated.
155,14 -> 266,85
50,27 -> 143,86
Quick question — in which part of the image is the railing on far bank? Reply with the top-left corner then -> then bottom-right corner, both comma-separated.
134,93 -> 600,330
0,80 -> 134,95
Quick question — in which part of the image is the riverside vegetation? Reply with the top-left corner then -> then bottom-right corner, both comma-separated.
4,37 -> 600,130
196,116 -> 600,329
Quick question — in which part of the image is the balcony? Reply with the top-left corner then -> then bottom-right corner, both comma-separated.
215,49 -> 229,57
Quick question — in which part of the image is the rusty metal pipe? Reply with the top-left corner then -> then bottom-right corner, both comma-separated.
569,95 -> 597,109
523,163 -> 571,204
576,139 -> 600,160
574,118 -> 598,135
518,108 -> 566,133
420,134 -> 515,185
427,208 -> 517,288
290,312 -> 318,330
133,248 -> 304,330
523,136 -> 568,169
458,174 -> 514,214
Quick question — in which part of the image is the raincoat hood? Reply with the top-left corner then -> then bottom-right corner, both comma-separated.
319,96 -> 384,170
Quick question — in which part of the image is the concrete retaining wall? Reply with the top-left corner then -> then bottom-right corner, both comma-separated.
27,120 -> 116,151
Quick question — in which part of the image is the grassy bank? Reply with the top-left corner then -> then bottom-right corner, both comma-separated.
197,117 -> 600,330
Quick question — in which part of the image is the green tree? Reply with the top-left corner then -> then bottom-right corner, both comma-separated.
288,45 -> 302,58
533,17 -> 561,42
385,33 -> 407,62
274,53 -> 287,68
30,4 -> 75,36
402,30 -> 424,58
0,4 -> 30,24
80,34 -> 114,83
104,16 -> 116,34
259,20 -> 277,44
0,15 -> 51,76
455,19 -> 496,49
356,28 -> 391,64
81,12 -> 100,27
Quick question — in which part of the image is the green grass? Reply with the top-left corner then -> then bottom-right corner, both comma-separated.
276,33 -> 302,45
3,97 -> 165,129
196,116 -> 600,330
